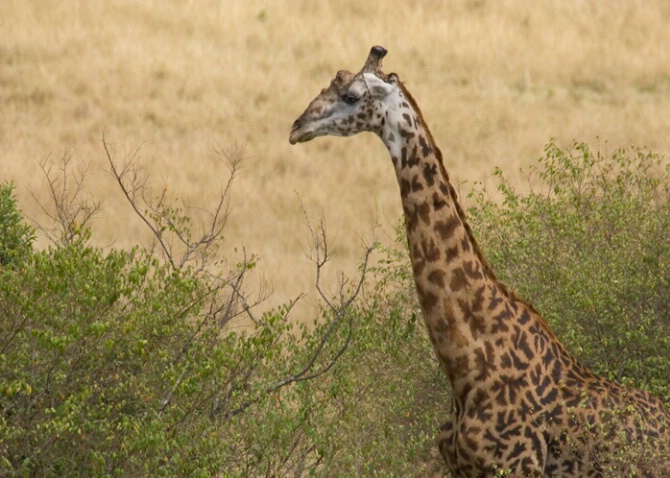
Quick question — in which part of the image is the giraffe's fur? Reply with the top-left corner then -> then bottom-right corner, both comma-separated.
290,46 -> 670,477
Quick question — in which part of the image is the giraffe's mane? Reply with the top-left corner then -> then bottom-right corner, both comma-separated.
394,77 -> 549,321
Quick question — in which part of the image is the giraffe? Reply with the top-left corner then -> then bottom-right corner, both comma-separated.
289,46 -> 670,477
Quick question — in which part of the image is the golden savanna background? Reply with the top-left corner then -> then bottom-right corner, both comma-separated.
2,1 -> 670,321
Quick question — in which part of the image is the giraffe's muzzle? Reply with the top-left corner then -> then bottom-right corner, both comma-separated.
289,118 -> 313,145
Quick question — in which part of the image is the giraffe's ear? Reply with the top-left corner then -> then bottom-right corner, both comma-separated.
363,73 -> 393,99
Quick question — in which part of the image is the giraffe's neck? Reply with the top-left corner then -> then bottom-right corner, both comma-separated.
378,84 -> 539,399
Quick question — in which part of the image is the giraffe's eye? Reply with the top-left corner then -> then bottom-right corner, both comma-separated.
342,94 -> 359,105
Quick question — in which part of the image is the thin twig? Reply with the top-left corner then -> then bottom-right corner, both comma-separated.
222,213 -> 375,419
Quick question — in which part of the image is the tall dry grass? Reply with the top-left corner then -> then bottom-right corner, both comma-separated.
2,0 -> 670,321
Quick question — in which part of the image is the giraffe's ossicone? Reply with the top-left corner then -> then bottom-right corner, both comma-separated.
290,46 -> 670,477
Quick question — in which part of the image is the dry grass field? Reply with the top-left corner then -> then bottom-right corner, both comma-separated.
2,0 -> 670,322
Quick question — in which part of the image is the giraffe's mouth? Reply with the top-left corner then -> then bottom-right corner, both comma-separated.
289,123 -> 315,145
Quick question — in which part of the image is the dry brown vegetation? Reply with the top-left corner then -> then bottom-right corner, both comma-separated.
2,0 -> 670,320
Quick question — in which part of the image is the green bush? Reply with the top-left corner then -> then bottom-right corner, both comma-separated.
1,239 -> 205,475
0,234 -> 334,476
0,198 -> 450,477
468,139 -> 670,402
0,174 -> 443,477
0,182 -> 35,266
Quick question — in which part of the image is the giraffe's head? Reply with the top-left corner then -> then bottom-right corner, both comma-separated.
289,46 -> 399,145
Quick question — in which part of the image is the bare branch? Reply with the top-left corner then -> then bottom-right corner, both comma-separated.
102,134 -> 178,268
30,150 -> 102,245
222,210 -> 376,419
103,133 -> 244,272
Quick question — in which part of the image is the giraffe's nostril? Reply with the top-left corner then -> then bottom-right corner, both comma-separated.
291,118 -> 302,132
